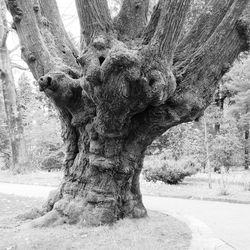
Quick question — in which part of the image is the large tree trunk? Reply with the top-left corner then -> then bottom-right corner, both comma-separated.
0,0 -> 28,173
6,0 -> 250,225
41,134 -> 147,225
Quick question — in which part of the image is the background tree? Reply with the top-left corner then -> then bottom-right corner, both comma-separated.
0,0 -> 28,173
225,57 -> 250,169
17,73 -> 63,171
0,91 -> 10,169
6,0 -> 250,226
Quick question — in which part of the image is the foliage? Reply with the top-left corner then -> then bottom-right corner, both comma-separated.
225,57 -> 250,130
210,123 -> 243,171
17,73 -> 63,170
40,146 -> 64,171
143,156 -> 197,184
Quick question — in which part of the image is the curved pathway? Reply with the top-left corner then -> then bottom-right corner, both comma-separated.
0,182 -> 249,249
143,196 -> 249,250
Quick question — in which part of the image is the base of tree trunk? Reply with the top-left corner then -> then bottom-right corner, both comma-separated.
23,177 -> 147,227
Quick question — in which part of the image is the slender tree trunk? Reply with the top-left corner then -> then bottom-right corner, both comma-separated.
204,114 -> 212,189
0,0 -> 28,173
244,128 -> 249,170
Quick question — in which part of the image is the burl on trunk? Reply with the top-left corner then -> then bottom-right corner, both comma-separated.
6,0 -> 250,226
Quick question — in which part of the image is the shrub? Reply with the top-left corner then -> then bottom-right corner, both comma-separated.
143,159 -> 196,185
41,150 -> 64,171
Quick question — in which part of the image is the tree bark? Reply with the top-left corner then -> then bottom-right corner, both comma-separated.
40,134 -> 147,225
0,0 -> 28,173
244,128 -> 249,170
6,0 -> 250,225
114,0 -> 149,41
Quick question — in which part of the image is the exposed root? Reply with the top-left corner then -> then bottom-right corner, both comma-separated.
16,207 -> 45,221
42,188 -> 62,213
30,210 -> 66,228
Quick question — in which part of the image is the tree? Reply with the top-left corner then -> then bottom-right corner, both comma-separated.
0,0 -> 28,173
0,91 -> 11,169
17,73 -> 63,170
5,0 -> 250,226
225,57 -> 250,169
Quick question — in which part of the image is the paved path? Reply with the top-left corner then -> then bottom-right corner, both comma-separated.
0,182 -> 249,249
143,196 -> 250,250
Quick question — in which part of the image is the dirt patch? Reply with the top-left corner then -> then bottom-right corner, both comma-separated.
0,193 -> 191,250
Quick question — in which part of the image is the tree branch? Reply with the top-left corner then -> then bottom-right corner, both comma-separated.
131,0 -> 250,146
114,0 -> 149,41
11,62 -> 29,71
8,44 -> 19,54
0,0 -> 9,48
143,0 -> 161,45
174,0 -> 235,66
144,0 -> 192,63
6,0 -> 81,80
176,0 -> 250,89
75,0 -> 113,49
38,0 -> 79,59
6,0 -> 53,79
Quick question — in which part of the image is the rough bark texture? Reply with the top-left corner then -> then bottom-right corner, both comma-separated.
0,0 -> 28,173
6,0 -> 250,225
244,128 -> 249,170
114,0 -> 150,41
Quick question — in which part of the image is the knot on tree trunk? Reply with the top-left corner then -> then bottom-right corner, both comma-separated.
77,37 -> 177,137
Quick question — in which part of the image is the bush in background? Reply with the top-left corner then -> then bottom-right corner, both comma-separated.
143,156 -> 197,185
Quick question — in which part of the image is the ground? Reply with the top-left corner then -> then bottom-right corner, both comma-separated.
0,169 -> 250,203
1,170 -> 250,249
142,172 -> 250,204
0,193 -> 191,250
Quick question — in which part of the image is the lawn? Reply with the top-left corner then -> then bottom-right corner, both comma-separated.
141,172 -> 250,204
0,193 -> 191,250
0,169 -> 250,204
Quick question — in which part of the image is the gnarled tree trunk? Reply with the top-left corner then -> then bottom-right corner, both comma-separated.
6,0 -> 250,225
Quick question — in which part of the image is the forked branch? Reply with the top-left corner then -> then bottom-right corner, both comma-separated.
75,0 -> 113,48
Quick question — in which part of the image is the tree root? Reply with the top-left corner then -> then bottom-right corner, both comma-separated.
20,194 -> 148,228
30,210 -> 66,228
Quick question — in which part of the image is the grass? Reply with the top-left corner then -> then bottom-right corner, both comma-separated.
0,165 -> 250,204
141,171 -> 250,204
0,193 -> 191,250
0,170 -> 62,187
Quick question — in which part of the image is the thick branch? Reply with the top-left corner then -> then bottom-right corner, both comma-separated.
131,0 -> 250,146
38,0 -> 79,60
143,0 -> 161,45
75,0 -> 113,48
6,0 -> 80,79
6,0 -> 53,79
114,0 -> 149,41
144,0 -> 191,63
0,0 -> 9,48
174,0 -> 235,65
177,0 -> 250,88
